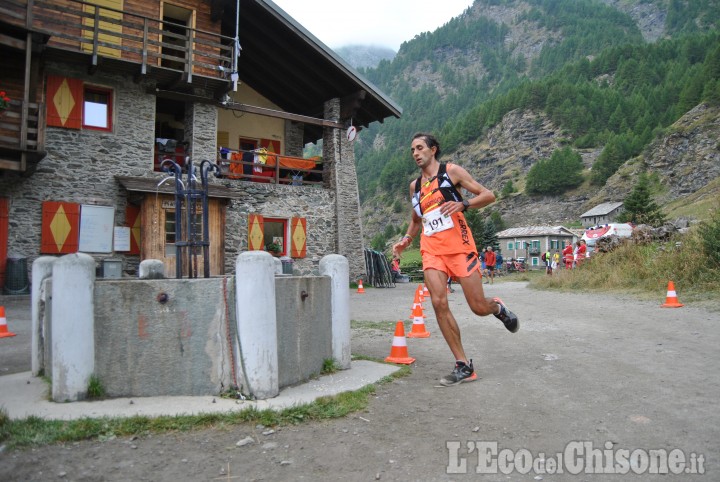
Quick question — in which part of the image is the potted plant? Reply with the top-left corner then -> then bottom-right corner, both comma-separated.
0,91 -> 10,115
265,241 -> 281,256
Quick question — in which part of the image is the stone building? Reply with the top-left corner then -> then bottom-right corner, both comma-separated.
0,0 -> 400,287
580,202 -> 624,228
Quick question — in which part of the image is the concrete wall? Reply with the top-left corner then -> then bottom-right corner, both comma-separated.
93,278 -> 234,397
32,253 -> 349,400
275,276 -> 332,388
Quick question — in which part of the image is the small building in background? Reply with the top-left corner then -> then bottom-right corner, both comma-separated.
497,226 -> 578,269
580,202 -> 624,228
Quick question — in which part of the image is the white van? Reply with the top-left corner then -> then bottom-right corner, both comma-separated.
582,223 -> 634,255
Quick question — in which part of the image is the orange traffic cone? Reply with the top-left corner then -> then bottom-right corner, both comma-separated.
407,304 -> 430,338
416,284 -> 424,302
357,279 -> 365,294
423,284 -> 429,297
661,281 -> 684,308
385,321 -> 415,364
0,306 -> 16,338
409,290 -> 423,318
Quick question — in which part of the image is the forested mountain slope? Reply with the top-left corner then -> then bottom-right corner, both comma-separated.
353,0 -> 720,246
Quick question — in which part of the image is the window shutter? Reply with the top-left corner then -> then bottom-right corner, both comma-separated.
260,138 -> 281,154
41,201 -> 80,254
126,204 -> 141,255
290,217 -> 306,258
247,213 -> 264,250
46,75 -> 83,129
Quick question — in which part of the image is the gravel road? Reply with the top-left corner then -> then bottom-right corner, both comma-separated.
1,280 -> 717,481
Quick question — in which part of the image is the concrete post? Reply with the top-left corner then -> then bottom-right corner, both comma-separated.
31,257 -> 57,376
273,257 -> 282,275
235,251 -> 278,399
51,253 -> 95,402
319,254 -> 351,369
139,259 -> 165,279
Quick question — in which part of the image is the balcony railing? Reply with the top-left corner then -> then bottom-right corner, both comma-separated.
217,153 -> 325,187
1,0 -> 237,83
0,99 -> 45,170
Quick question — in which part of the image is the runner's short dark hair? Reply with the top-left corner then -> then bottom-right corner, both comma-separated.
412,132 -> 441,159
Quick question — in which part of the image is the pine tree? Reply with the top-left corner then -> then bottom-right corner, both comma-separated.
464,209 -> 485,245
482,219 -> 499,250
617,173 -> 666,226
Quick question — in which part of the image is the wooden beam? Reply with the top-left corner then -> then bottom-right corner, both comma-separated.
225,102 -> 344,129
0,160 -> 23,171
0,33 -> 26,50
153,89 -> 344,129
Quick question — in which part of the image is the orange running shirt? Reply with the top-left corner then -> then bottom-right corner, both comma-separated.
417,172 -> 477,256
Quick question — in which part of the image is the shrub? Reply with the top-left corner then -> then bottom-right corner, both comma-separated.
699,205 -> 720,268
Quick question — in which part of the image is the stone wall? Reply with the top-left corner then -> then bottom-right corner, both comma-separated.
0,62 -> 156,267
222,182 -> 336,276
323,99 -> 366,281
284,120 -> 305,157
0,65 -> 363,282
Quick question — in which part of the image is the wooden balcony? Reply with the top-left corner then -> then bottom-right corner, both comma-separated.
0,0 -> 238,91
217,153 -> 325,187
0,100 -> 45,172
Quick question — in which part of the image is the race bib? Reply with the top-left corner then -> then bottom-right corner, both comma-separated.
422,208 -> 454,237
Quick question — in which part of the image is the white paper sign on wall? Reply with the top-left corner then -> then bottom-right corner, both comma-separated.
79,205 -> 115,253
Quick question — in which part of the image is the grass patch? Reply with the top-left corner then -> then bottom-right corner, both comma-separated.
397,248 -> 422,267
351,319 -> 400,331
321,358 -> 341,374
86,375 -> 105,399
0,358 -> 410,450
530,225 -> 720,307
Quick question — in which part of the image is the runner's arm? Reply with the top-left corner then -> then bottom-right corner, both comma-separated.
441,164 -> 495,215
392,180 -> 422,258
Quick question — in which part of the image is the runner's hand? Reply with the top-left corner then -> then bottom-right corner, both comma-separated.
392,236 -> 411,259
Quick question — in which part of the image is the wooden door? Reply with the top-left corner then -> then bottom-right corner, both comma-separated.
140,194 -> 225,277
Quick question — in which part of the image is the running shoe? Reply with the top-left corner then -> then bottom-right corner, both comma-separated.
493,297 -> 519,333
439,360 -> 477,386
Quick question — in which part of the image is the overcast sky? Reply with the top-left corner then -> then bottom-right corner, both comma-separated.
272,0 -> 475,51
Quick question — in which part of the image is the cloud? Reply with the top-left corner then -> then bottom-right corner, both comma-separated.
273,0 -> 474,51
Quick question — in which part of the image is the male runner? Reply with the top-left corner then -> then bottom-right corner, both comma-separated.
393,133 -> 519,386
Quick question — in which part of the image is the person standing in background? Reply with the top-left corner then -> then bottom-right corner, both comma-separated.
576,239 -> 587,266
484,246 -> 497,284
563,243 -> 573,269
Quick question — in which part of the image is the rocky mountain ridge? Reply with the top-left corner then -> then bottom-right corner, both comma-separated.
357,0 -> 720,246
361,103 -> 720,242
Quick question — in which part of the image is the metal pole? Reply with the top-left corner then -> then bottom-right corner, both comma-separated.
161,159 -> 184,278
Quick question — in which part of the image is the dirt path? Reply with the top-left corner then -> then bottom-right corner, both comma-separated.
1,281 -> 718,481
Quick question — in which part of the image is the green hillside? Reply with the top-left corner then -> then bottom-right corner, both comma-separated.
352,0 -> 720,240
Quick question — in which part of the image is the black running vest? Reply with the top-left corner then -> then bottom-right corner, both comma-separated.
412,162 -> 464,217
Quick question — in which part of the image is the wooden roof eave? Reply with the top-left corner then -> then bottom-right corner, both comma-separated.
116,176 -> 242,199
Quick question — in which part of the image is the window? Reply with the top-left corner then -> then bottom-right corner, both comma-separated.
83,86 -> 112,131
507,242 -> 514,250
263,218 -> 287,256
247,214 -> 306,258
